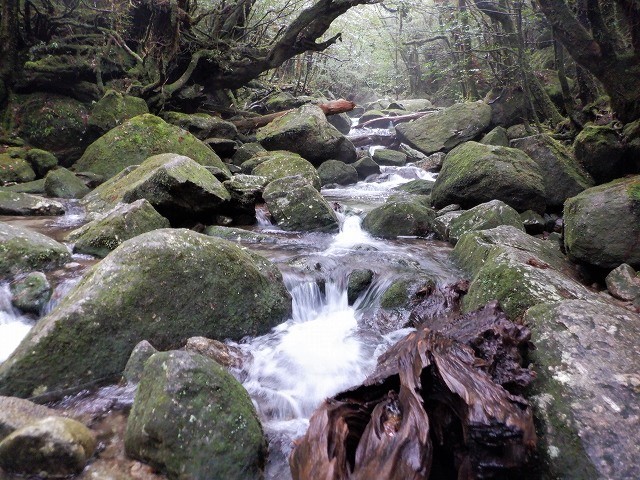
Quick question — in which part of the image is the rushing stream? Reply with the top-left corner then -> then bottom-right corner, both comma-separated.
0,148 -> 464,479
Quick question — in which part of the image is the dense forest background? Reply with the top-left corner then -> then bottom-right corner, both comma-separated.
1,0 -> 639,127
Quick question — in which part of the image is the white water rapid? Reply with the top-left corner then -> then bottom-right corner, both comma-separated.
0,284 -> 34,363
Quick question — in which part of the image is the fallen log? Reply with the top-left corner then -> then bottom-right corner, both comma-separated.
348,133 -> 396,148
356,110 -> 437,129
231,99 -> 356,131
290,300 -> 536,480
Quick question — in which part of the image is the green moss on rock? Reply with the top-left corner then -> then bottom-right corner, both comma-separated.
362,199 -> 435,239
252,151 -> 321,190
73,114 -> 229,179
0,154 -> 36,184
0,229 -> 291,397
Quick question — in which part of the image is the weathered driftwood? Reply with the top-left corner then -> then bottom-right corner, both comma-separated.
356,110 -> 436,129
348,133 -> 396,148
290,300 -> 536,480
231,99 -> 355,131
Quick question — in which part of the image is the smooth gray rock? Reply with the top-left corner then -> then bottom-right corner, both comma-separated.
605,263 -> 640,301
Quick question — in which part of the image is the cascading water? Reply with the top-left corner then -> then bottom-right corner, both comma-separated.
0,284 -> 34,363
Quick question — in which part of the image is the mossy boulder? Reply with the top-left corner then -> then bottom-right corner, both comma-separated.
0,191 -> 64,216
73,114 -> 229,179
125,350 -> 265,480
372,148 -> 407,166
203,225 -> 276,244
347,269 -> 374,304
452,226 -> 592,318
352,155 -> 380,179
358,109 -> 386,123
43,167 -> 90,199
256,104 -> 356,166
432,210 -> 464,241
317,160 -> 358,186
574,125 -> 626,184
0,154 -> 36,184
161,111 -> 238,140
0,229 -> 291,398
87,90 -> 149,140
10,94 -> 90,165
394,179 -> 435,195
511,134 -> 593,208
0,179 -> 46,194
231,142 -> 267,166
431,141 -> 546,213
447,200 -> 524,245
395,101 -> 491,155
362,199 -> 435,239
480,126 -> 509,147
24,149 -> 58,178
251,151 -> 321,190
564,176 -> 640,269
68,199 -> 170,257
524,299 -> 640,479
0,397 -> 57,441
263,176 -> 339,232
0,416 -> 96,477
0,222 -> 70,278
327,112 -> 352,135
122,340 -> 158,384
81,153 -> 230,224
222,174 -> 269,220
10,272 -> 52,314
484,87 -> 526,127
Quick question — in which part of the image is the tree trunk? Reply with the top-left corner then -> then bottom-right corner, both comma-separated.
0,0 -> 19,91
537,0 -> 640,122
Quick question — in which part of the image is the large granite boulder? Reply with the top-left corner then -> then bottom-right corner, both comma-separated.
86,90 -> 149,140
263,176 -> 339,232
0,154 -> 36,184
564,176 -> 640,269
0,222 -> 70,278
525,299 -> 640,479
0,191 -> 64,216
125,350 -> 266,480
68,199 -> 170,257
511,134 -> 593,208
9,272 -> 52,314
431,141 -> 546,213
372,148 -> 407,166
0,416 -> 96,477
317,160 -> 358,186
574,125 -> 626,184
11,93 -> 90,165
81,153 -> 230,223
251,151 -> 321,190
256,104 -> 356,165
395,101 -> 491,155
327,112 -> 352,135
0,229 -> 292,398
73,114 -> 229,179
362,198 -> 435,239
447,200 -> 524,244
222,174 -> 269,221
453,226 -> 593,318
161,111 -> 238,140
43,167 -> 90,199
352,155 -> 380,179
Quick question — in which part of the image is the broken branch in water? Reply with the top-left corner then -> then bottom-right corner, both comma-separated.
290,300 -> 536,479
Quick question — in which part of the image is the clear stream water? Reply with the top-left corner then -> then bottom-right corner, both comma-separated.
0,152 -> 462,479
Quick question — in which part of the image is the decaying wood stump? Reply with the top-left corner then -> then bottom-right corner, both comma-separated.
290,300 -> 536,479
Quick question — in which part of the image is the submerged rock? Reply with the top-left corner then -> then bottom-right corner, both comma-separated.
362,199 -> 435,239
395,101 -> 491,155
68,199 -> 170,257
256,104 -> 356,166
431,141 -> 546,213
525,299 -> 640,479
263,175 -> 338,232
0,222 -> 70,278
0,416 -> 96,477
0,229 -> 291,398
347,269 -> 374,305
125,350 -> 266,480
0,191 -> 64,216
74,114 -> 229,179
564,176 -> 640,269
81,153 -> 230,224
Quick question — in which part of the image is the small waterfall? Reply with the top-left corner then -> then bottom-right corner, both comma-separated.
0,284 -> 34,363
255,205 -> 273,227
